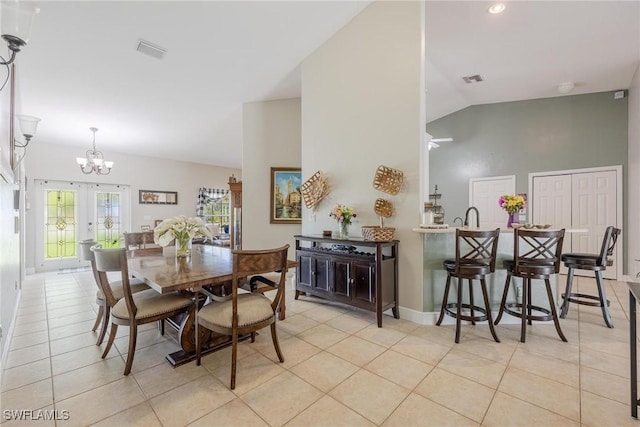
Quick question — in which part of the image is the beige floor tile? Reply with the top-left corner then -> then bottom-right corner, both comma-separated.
52,357 -> 126,401
54,377 -> 146,427
580,318 -> 629,343
329,370 -> 409,425
325,313 -> 371,334
209,351 -> 286,396
437,348 -> 506,389
49,320 -> 99,341
286,395 -> 375,427
149,375 -> 235,427
199,339 -> 258,370
580,365 -> 628,405
509,347 -> 579,388
498,366 -> 580,421
580,334 -> 629,358
51,345 -> 118,376
242,371 -> 322,426
286,297 -> 322,314
17,304 -> 47,316
411,323 -> 474,346
297,324 -> 348,349
414,368 -> 494,422
134,360 -> 209,399
5,343 -> 50,369
9,330 -> 49,351
114,328 -> 169,355
302,305 -> 346,323
483,391 -> 579,427
47,311 -> 98,330
15,312 -> 47,326
47,304 -> 94,319
277,314 -> 319,336
378,316 -> 420,334
257,335 -> 321,368
581,390 -> 639,427
454,330 -> 518,365
187,398 -> 267,427
12,320 -> 48,337
580,347 -> 629,378
119,340 -> 182,374
90,402 -> 162,427
391,334 -> 452,365
382,392 -> 478,427
365,350 -> 433,390
1,359 -> 51,392
355,324 -> 407,348
327,336 -> 386,367
50,332 -> 100,357
290,351 -> 359,392
514,333 -> 580,363
0,379 -> 53,412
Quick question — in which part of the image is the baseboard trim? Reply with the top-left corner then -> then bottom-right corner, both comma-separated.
0,289 -> 21,373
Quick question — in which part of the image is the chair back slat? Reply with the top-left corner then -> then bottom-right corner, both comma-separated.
455,229 -> 500,276
231,245 -> 290,323
79,239 -> 101,290
598,226 -> 621,266
514,228 -> 565,277
124,231 -> 157,250
92,247 -> 137,317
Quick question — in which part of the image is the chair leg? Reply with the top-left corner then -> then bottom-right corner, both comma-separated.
251,332 -> 256,343
520,279 -> 528,343
102,323 -> 118,359
271,323 -> 284,363
436,274 -> 452,326
96,306 -> 110,346
560,267 -> 575,318
545,278 -> 567,342
494,274 -> 511,325
469,279 -> 475,326
595,271 -> 614,329
230,332 -> 238,390
455,278 -> 463,343
480,278 -> 500,343
92,306 -> 104,332
159,319 -> 165,335
527,278 -> 533,326
124,324 -> 137,375
196,312 -> 201,366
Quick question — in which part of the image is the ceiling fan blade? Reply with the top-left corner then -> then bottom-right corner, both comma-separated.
430,137 -> 453,143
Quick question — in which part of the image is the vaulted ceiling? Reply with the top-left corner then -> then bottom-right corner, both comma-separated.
15,1 -> 640,168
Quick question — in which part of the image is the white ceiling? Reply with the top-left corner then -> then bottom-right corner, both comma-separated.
14,1 -> 640,169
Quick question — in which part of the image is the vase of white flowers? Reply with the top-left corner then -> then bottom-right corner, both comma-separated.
154,215 -> 212,258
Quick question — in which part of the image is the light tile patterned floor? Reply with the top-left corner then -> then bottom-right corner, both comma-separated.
1,271 -> 637,426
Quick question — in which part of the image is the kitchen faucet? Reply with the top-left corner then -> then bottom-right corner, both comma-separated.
453,217 -> 463,227
464,207 -> 480,228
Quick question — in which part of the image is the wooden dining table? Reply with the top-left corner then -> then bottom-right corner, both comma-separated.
128,244 -> 296,366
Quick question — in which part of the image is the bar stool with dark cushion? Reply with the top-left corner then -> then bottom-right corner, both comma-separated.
494,228 -> 566,343
436,228 -> 501,343
559,226 -> 621,328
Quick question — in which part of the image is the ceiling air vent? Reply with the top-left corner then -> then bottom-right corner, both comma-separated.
462,74 -> 484,84
136,39 -> 167,60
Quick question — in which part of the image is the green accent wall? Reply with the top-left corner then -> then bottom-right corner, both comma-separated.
427,91 -> 628,271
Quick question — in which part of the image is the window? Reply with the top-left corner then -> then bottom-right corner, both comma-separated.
202,192 -> 230,233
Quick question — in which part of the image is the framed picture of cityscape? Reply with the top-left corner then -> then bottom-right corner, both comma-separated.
270,167 -> 302,224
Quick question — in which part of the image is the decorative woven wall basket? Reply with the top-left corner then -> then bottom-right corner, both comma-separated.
361,226 -> 396,241
300,170 -> 329,210
373,165 -> 404,195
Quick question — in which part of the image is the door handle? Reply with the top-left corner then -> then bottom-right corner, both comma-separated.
88,221 -> 93,232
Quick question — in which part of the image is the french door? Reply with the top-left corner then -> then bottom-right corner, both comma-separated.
34,180 -> 130,272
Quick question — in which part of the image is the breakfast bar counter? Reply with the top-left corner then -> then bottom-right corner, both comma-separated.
413,226 -> 586,318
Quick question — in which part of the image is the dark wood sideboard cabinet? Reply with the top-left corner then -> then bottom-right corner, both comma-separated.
294,235 -> 399,327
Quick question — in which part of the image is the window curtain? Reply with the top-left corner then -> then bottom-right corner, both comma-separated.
196,187 -> 229,217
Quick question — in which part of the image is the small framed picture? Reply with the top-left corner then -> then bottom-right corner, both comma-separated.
270,167 -> 302,224
139,190 -> 178,205
140,225 -> 151,231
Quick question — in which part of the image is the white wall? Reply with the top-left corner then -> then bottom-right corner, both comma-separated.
242,98 -> 301,252
23,142 -> 240,271
301,1 -> 425,312
628,64 -> 640,277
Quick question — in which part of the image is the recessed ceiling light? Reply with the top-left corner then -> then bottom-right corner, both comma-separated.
488,3 -> 506,14
557,82 -> 575,94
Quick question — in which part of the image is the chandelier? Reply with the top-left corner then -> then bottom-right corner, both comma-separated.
76,127 -> 114,175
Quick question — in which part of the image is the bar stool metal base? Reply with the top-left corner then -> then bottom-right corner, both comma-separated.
444,302 -> 489,323
503,303 -> 553,322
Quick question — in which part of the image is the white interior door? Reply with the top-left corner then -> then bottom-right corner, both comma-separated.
469,175 -> 515,229
571,170 -> 617,279
35,180 -> 130,272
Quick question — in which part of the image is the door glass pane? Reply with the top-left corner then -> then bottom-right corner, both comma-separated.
95,192 -> 121,248
203,193 -> 230,233
45,190 -> 77,259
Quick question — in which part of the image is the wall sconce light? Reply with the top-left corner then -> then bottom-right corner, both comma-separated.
76,127 -> 114,175
0,1 -> 40,66
13,114 -> 40,167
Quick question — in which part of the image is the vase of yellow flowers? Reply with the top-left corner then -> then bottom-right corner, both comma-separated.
154,215 -> 212,258
330,204 -> 357,238
498,194 -> 526,228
